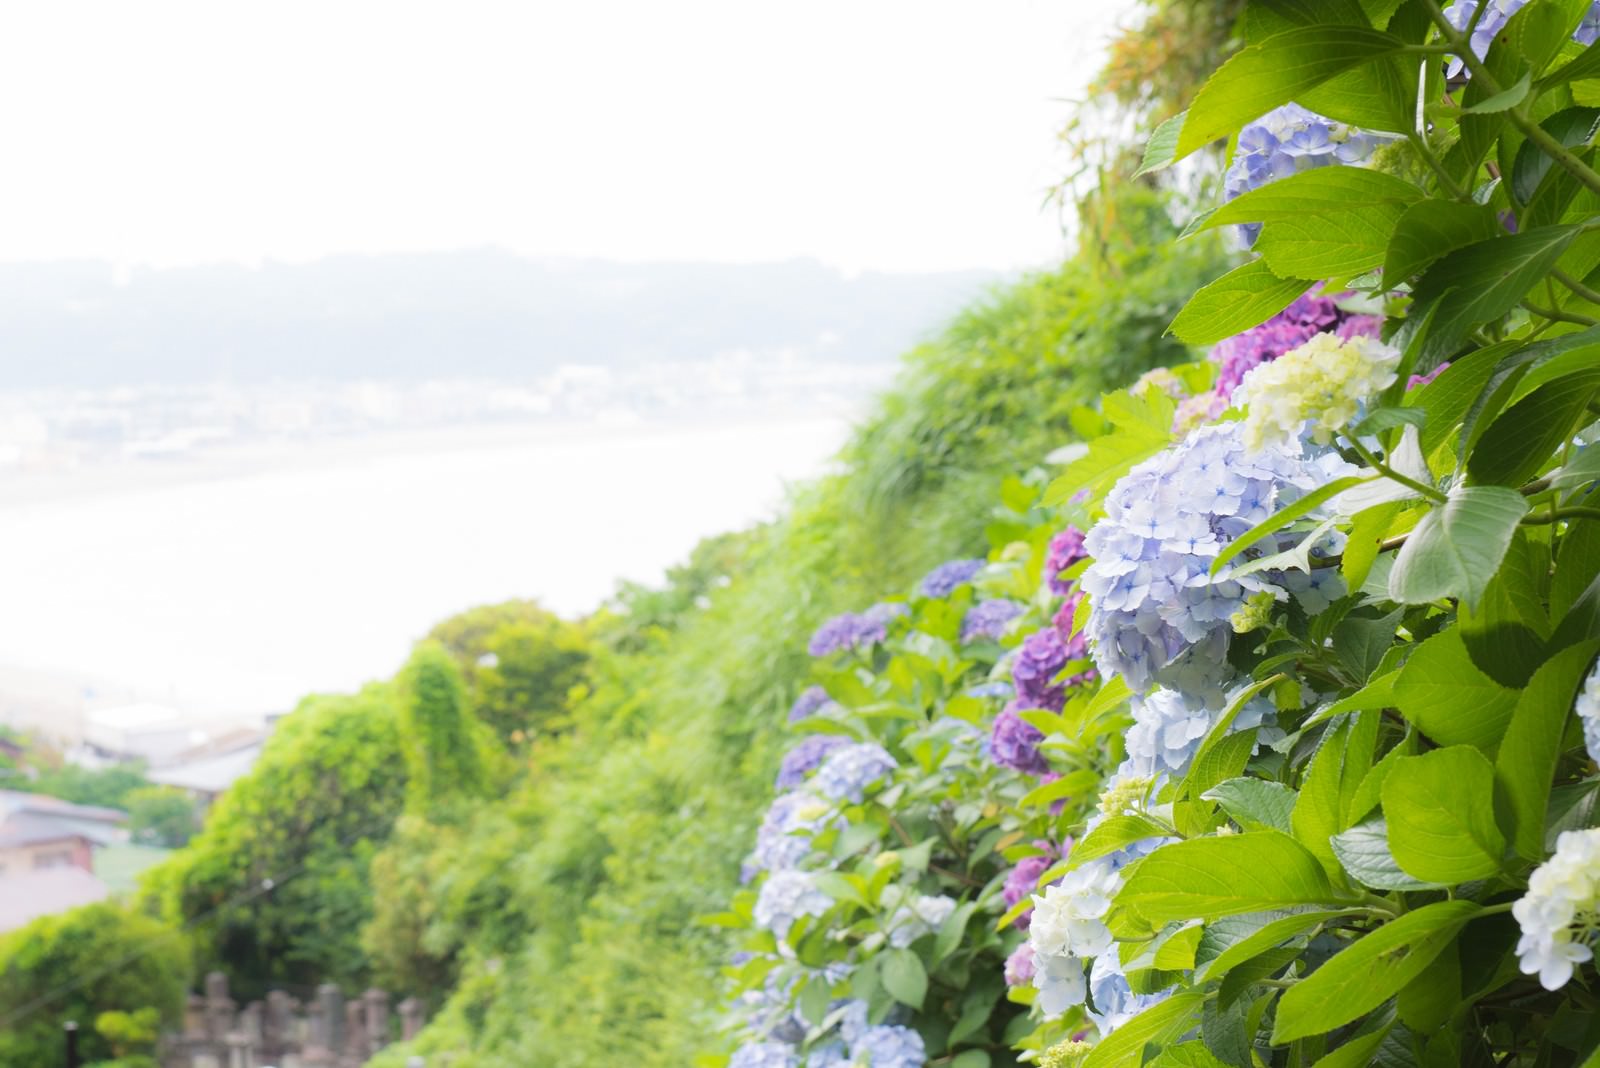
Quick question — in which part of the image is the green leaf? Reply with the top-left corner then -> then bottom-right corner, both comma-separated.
1346,730 -> 1417,824
1495,640 -> 1600,859
1272,900 -> 1480,1043
1203,778 -> 1298,834
1463,70 -> 1533,113
1382,746 -> 1506,883
1082,992 -> 1206,1068
1135,110 -> 1187,178
1044,390 -> 1175,505
1469,369 -> 1600,487
1176,27 -> 1405,156
1391,626 -> 1519,749
1292,717 -> 1355,872
1151,1042 -> 1232,1068
1511,106 -> 1600,204
1330,817 -> 1441,891
1194,907 -> 1356,984
933,901 -> 978,964
1211,476 -> 1372,577
1387,485 -> 1532,610
1312,1027 -> 1394,1067
949,1051 -> 991,1068
1342,501 -> 1406,590
1069,813 -> 1174,869
1384,200 -> 1504,285
881,947 -> 927,1009
1406,225 -> 1582,365
1459,530 -> 1552,687
1116,831 -> 1344,927
1169,259 -> 1312,346
1551,442 -> 1600,491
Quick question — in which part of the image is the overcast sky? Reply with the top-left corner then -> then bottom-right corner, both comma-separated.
0,0 -> 1137,273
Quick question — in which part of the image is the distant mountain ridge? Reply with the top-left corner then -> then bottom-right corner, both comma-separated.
0,251 -> 999,387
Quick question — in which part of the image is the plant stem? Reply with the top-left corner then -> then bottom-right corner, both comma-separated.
1347,437 -> 1448,503
1522,300 -> 1600,326
1523,506 -> 1600,525
1553,268 -> 1600,305
1407,131 -> 1469,200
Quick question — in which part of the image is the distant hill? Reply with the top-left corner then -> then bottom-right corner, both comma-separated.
0,252 -> 998,387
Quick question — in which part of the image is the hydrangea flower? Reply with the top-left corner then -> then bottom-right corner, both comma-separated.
961,599 -> 1024,643
738,970 -> 808,1045
1514,828 -> 1600,989
789,685 -> 836,723
1210,292 -> 1381,402
807,604 -> 906,657
1005,943 -> 1037,987
848,1025 -> 925,1068
1046,526 -> 1089,595
775,735 -> 851,790
1032,948 -> 1088,1018
814,743 -> 897,803
1236,332 -> 1401,451
747,792 -> 831,877
1087,952 -> 1170,1035
1081,420 -> 1356,701
990,704 -> 1051,776
730,1040 -> 800,1068
965,679 -> 1014,700
754,870 -> 832,940
1444,1 -> 1600,77
1121,686 -> 1277,780
1224,104 -> 1392,243
1577,659 -> 1600,764
1003,842 -> 1063,928
1029,859 -> 1120,963
887,893 -> 958,949
920,558 -> 985,598
1013,627 -> 1087,712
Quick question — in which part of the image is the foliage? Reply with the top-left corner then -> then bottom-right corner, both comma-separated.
143,686 -> 406,999
0,904 -> 188,1067
14,761 -> 151,810
398,641 -> 493,811
124,786 -> 197,848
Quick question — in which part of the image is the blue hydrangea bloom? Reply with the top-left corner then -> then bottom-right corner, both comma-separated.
1088,951 -> 1171,1035
849,1025 -> 925,1068
813,743 -> 897,803
789,685 -> 836,723
746,791 -> 831,877
920,558 -> 985,598
965,679 -> 1015,700
1224,104 -> 1391,243
754,870 -> 832,940
730,1040 -> 801,1068
808,604 -> 907,657
1577,660 -> 1600,765
1121,686 -> 1277,779
1444,1 -> 1600,77
806,1044 -> 851,1068
1081,420 -> 1355,704
775,735 -> 851,790
960,599 -> 1024,643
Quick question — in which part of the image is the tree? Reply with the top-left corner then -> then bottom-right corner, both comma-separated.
398,642 -> 488,810
124,786 -> 197,848
0,904 -> 189,1067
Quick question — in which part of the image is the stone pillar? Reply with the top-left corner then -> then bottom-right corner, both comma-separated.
264,991 -> 296,1060
363,988 -> 390,1051
184,993 -> 210,1039
398,997 -> 426,1042
304,998 -> 330,1063
317,983 -> 345,1053
205,972 -> 237,1042
342,1000 -> 370,1064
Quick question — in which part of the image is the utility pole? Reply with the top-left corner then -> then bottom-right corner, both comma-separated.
63,1020 -> 79,1068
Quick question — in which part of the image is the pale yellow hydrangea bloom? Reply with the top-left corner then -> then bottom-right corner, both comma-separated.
1236,332 -> 1399,451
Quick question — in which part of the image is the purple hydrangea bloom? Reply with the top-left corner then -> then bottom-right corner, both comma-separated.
1224,104 -> 1392,244
1003,842 -> 1063,929
1012,628 -> 1073,713
1005,944 -> 1037,987
1210,293 -> 1379,403
961,598 -> 1024,643
991,703 -> 1051,776
806,603 -> 906,657
1081,421 -> 1357,704
920,558 -> 985,598
1046,527 -> 1089,595
788,685 -> 834,723
774,734 -> 850,790
814,742 -> 897,802
1444,1 -> 1600,77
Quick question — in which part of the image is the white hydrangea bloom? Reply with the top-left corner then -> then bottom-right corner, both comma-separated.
1028,859 -> 1119,961
1235,332 -> 1400,451
1576,659 -> 1600,765
1514,828 -> 1600,990
887,893 -> 958,949
755,870 -> 832,941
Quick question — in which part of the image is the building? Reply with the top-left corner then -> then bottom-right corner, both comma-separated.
76,702 -> 205,768
146,728 -> 267,806
0,791 -> 127,932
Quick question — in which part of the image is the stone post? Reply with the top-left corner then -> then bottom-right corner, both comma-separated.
363,988 -> 390,1050
317,983 -> 345,1053
342,1000 -> 370,1064
398,997 -> 425,1042
264,990 -> 296,1060
184,993 -> 210,1040
205,972 -> 236,1042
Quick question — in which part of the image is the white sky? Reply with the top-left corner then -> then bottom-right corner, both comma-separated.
0,0 -> 1137,273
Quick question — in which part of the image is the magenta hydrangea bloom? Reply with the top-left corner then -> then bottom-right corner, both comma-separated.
1003,841 -> 1065,929
1005,944 -> 1036,987
991,703 -> 1051,776
1210,293 -> 1380,403
1012,628 -> 1071,713
1045,527 -> 1088,596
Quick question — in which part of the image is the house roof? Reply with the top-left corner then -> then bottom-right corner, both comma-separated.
0,789 -> 126,824
0,812 -> 93,849
0,867 -> 108,932
147,742 -> 262,795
